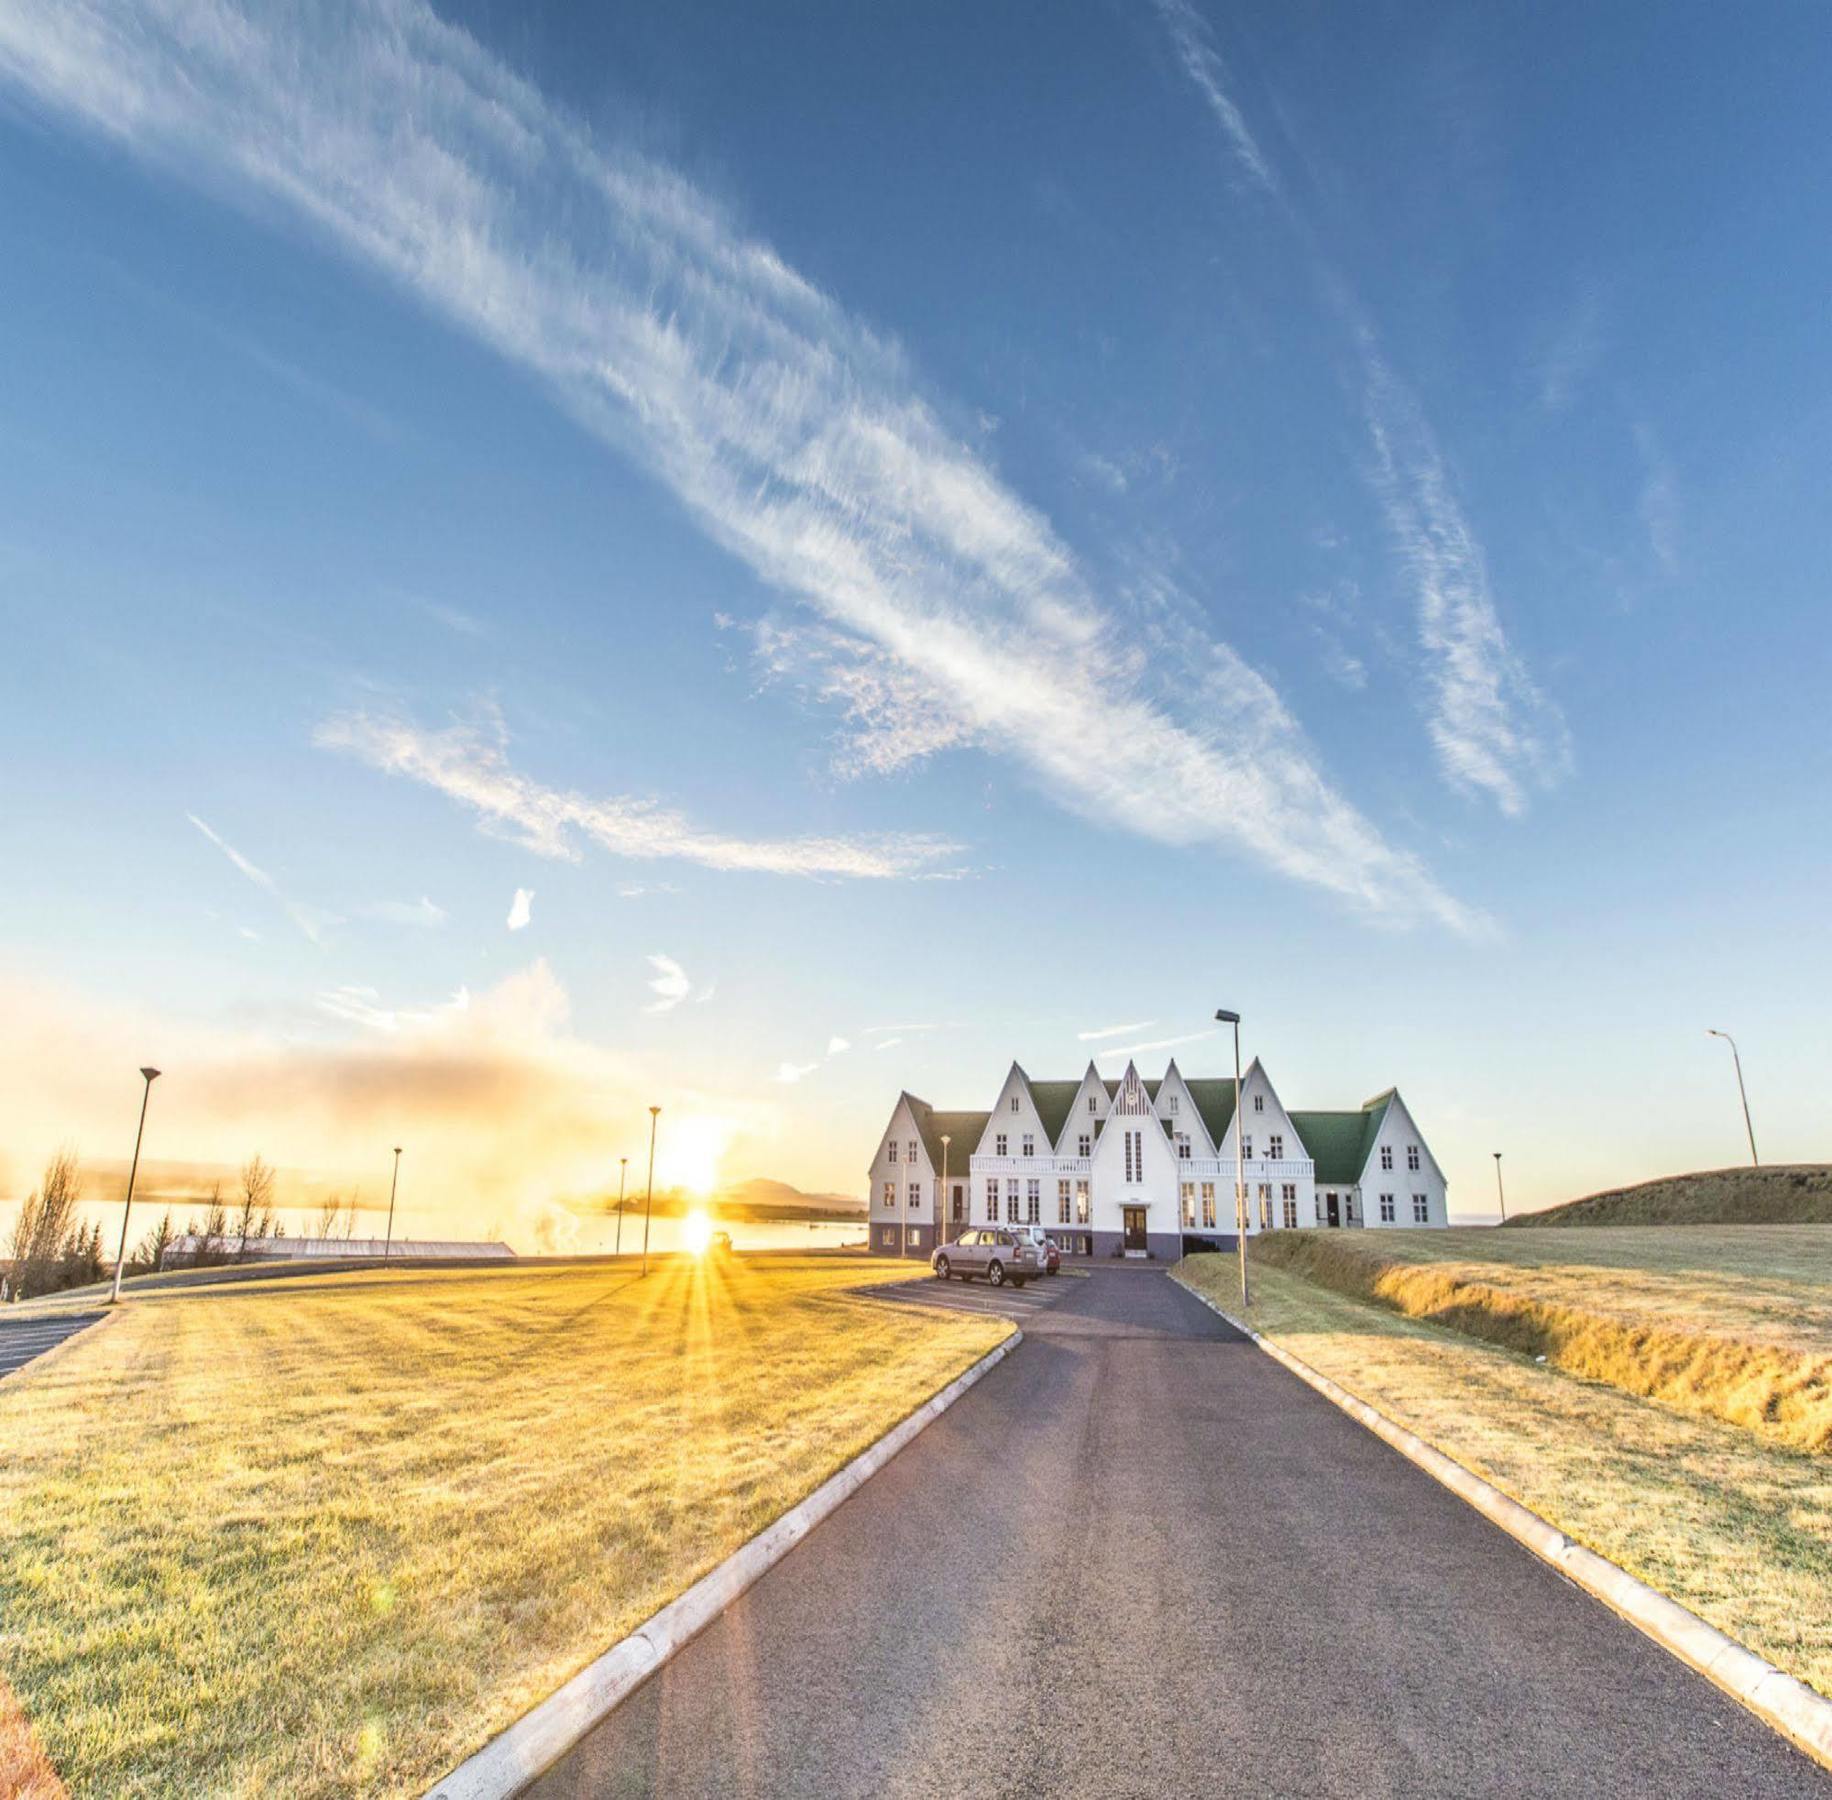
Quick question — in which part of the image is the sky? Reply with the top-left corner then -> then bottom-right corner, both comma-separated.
0,0 -> 1827,1242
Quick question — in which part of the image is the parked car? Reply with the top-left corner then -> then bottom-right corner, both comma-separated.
709,1230 -> 732,1255
931,1227 -> 1045,1288
1012,1226 -> 1060,1274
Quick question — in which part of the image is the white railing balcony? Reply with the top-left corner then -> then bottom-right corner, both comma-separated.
1179,1157 -> 1314,1183
970,1154 -> 1092,1178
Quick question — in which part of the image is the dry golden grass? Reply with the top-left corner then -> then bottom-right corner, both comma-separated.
1175,1256 -> 1832,1698
1251,1227 -> 1832,1452
0,1254 -> 1000,1798
0,1673 -> 67,1800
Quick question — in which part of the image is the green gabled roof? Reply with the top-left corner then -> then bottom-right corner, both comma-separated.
904,1096 -> 990,1177
1100,1077 -> 1162,1100
1290,1092 -> 1393,1187
1027,1080 -> 1083,1149
1184,1079 -> 1239,1152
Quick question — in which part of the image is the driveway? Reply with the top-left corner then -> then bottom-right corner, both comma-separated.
529,1267 -> 1826,1799
0,1310 -> 105,1380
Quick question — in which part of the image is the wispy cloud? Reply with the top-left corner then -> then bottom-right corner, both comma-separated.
506,887 -> 534,932
358,895 -> 447,928
1150,5 -> 1567,821
1077,1020 -> 1156,1042
316,982 -> 470,1034
1093,1027 -> 1220,1062
873,1037 -> 904,1052
773,1060 -> 820,1085
187,813 -> 335,944
11,0 -> 1472,930
317,709 -> 958,880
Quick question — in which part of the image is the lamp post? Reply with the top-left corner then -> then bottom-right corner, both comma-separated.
1216,1009 -> 1247,1309
614,1157 -> 628,1258
109,1066 -> 161,1304
1706,1030 -> 1759,1167
1492,1152 -> 1507,1224
940,1134 -> 952,1252
383,1146 -> 402,1260
641,1106 -> 660,1277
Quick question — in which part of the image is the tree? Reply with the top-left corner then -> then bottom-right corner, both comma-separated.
191,1182 -> 229,1268
8,1148 -> 82,1299
132,1209 -> 175,1274
234,1156 -> 277,1261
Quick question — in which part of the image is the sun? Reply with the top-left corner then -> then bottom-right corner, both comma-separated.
682,1208 -> 714,1256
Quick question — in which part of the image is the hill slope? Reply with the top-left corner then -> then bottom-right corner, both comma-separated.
1512,1164 -> 1832,1227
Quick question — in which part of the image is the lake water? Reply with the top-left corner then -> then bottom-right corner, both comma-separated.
594,1215 -> 869,1257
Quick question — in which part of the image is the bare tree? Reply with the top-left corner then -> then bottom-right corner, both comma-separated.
190,1182 -> 229,1268
132,1209 -> 176,1274
314,1189 -> 344,1240
234,1156 -> 276,1261
8,1148 -> 83,1299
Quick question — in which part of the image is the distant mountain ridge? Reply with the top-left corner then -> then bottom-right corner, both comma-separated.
1511,1165 -> 1832,1227
603,1177 -> 863,1222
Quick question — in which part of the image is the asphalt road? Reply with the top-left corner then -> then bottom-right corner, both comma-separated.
529,1267 -> 1827,1799
0,1310 -> 104,1379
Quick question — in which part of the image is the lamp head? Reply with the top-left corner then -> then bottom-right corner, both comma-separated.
140,1066 -> 161,1083
1214,1009 -> 1240,1025
394,1146 -> 403,1156
649,1104 -> 661,1117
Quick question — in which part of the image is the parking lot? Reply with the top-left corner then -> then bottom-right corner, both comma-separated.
858,1267 -> 1081,1323
0,1311 -> 105,1380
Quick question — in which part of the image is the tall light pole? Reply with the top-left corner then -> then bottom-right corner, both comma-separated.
110,1066 -> 160,1304
1216,1009 -> 1247,1309
641,1106 -> 660,1278
1492,1152 -> 1507,1224
614,1157 -> 628,1258
1707,1030 -> 1759,1167
940,1134 -> 952,1252
383,1147 -> 402,1260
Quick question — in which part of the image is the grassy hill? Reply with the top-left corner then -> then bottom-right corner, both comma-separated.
1509,1163 -> 1832,1227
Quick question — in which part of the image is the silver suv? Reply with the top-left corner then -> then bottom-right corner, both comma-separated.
931,1227 -> 1044,1288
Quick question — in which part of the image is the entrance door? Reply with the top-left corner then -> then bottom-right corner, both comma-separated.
1122,1207 -> 1148,1251
1325,1192 -> 1340,1228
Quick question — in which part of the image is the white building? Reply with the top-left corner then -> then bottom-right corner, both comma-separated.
867,1057 -> 1447,1260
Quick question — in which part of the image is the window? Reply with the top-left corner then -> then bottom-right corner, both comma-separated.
1168,1095 -> 1179,1115
1269,1134 -> 1284,1161
1258,1184 -> 1272,1230
1380,1145 -> 1394,1171
1022,1134 -> 1034,1157
1058,1179 -> 1072,1225
951,1184 -> 965,1221
1181,1183 -> 1196,1227
1011,1095 -> 1020,1112
1241,1135 -> 1253,1161
909,1183 -> 922,1209
1027,1180 -> 1041,1224
1412,1192 -> 1429,1223
1074,1180 -> 1091,1224
1281,1184 -> 1298,1229
994,1133 -> 1008,1157
1078,1134 -> 1092,1158
887,1140 -> 898,1164
1006,1179 -> 1020,1223
1379,1193 -> 1396,1222
1314,1193 -> 1327,1225
1201,1182 -> 1216,1229
1088,1094 -> 1098,1113
907,1140 -> 917,1165
1124,1128 -> 1143,1183
1407,1144 -> 1421,1172
1177,1136 -> 1191,1161
985,1178 -> 998,1219
882,1181 -> 895,1209
880,1226 -> 896,1248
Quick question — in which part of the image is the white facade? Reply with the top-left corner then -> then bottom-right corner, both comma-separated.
868,1057 -> 1448,1259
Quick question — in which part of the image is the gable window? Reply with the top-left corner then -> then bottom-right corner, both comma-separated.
1088,1094 -> 1098,1112
1058,1179 -> 1072,1225
908,1183 -> 922,1210
1241,1135 -> 1253,1162
1380,1145 -> 1394,1171
1269,1134 -> 1284,1161
1026,1180 -> 1041,1223
907,1140 -> 917,1165
1253,1094 -> 1264,1114
1412,1192 -> 1429,1223
1006,1179 -> 1021,1223
888,1140 -> 898,1164
1078,1134 -> 1092,1158
1167,1095 -> 1179,1115
1177,1135 -> 1191,1160
1407,1145 -> 1421,1171
1201,1182 -> 1216,1229
985,1178 -> 998,1219
1011,1095 -> 1020,1112
995,1133 -> 1008,1157
1379,1193 -> 1396,1222
1022,1134 -> 1034,1157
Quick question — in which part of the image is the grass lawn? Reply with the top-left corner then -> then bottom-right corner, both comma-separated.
1247,1226 -> 1832,1451
0,1254 -> 1003,1798
1176,1254 -> 1832,1699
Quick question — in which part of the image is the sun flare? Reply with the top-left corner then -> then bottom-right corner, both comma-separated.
682,1208 -> 714,1256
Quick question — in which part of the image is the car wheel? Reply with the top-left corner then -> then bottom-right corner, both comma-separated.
987,1260 -> 1005,1287
934,1256 -> 950,1281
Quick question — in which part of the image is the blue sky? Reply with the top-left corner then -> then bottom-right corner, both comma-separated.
0,0 -> 1826,1236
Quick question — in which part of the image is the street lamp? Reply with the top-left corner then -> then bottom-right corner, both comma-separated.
940,1134 -> 952,1252
641,1106 -> 660,1277
1216,1010 -> 1247,1309
1492,1152 -> 1507,1224
1706,1030 -> 1759,1167
614,1157 -> 628,1258
384,1146 -> 403,1260
109,1066 -> 161,1305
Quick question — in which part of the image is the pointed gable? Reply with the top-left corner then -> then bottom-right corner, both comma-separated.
1110,1060 -> 1156,1116
1054,1061 -> 1110,1151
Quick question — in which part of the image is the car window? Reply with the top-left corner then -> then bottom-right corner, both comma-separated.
959,1230 -> 977,1245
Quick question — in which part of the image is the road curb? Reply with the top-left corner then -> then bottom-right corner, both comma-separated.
1175,1277 -> 1832,1773
423,1330 -> 1022,1800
